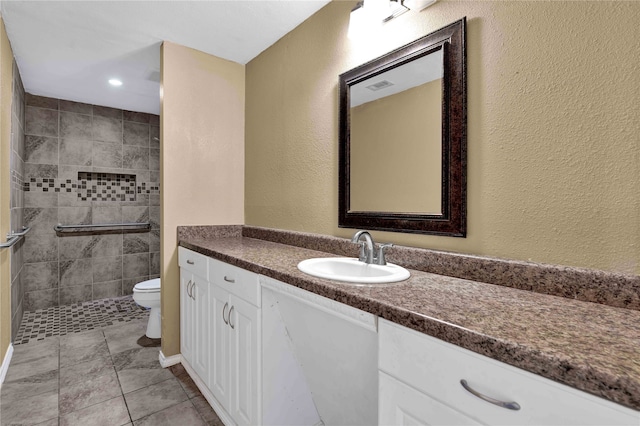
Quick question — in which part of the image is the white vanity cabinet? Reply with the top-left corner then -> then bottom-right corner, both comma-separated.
208,257 -> 262,426
178,247 -> 210,380
378,318 -> 639,425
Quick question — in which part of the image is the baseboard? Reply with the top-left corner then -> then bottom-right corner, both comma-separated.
158,350 -> 182,368
0,344 -> 14,388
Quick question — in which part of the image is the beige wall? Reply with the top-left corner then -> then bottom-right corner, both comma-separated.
351,80 -> 442,213
246,1 -> 640,275
0,17 -> 13,365
161,42 -> 245,356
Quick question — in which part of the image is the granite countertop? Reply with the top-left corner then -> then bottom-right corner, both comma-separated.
179,234 -> 640,411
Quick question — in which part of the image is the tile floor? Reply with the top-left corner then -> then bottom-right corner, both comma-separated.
1,313 -> 224,425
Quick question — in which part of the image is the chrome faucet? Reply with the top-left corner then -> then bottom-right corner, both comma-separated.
351,230 -> 394,265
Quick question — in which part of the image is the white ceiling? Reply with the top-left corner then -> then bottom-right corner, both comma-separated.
0,0 -> 331,115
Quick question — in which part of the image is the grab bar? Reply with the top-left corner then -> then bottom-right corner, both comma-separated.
54,222 -> 151,233
0,226 -> 31,249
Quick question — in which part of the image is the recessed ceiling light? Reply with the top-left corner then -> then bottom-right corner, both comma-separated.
108,78 -> 123,87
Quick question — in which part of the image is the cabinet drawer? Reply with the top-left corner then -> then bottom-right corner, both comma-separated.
178,247 -> 209,279
379,319 -> 638,425
209,257 -> 260,307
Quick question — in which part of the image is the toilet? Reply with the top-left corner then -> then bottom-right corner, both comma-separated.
132,278 -> 161,339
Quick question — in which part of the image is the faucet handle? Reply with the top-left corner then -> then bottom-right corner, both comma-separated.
376,243 -> 394,265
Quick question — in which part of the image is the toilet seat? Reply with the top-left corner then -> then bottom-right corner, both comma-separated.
133,278 -> 161,293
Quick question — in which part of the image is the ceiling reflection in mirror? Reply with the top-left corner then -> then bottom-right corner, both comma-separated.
349,50 -> 443,214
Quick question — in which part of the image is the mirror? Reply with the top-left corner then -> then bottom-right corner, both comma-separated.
339,18 -> 466,236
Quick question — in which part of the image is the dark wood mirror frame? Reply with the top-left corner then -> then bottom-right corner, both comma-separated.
339,18 -> 466,236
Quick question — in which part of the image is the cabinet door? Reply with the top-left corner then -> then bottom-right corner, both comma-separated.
191,274 -> 209,380
379,372 -> 481,426
229,294 -> 261,426
180,269 -> 194,365
209,285 -> 231,409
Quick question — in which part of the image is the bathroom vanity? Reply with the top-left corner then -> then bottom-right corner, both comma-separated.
177,226 -> 640,425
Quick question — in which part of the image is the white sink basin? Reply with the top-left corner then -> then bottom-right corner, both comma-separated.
297,257 -> 410,284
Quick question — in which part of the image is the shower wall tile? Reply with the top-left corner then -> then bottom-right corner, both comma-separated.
25,191 -> 58,208
93,142 -> 123,168
92,206 -> 122,224
24,207 -> 58,235
59,99 -> 92,115
60,112 -> 92,140
149,230 -> 160,253
122,206 -> 149,224
25,135 -> 58,165
123,122 -> 149,147
149,206 -> 159,229
150,126 -> 159,149
123,234 -> 149,255
93,105 -> 122,119
22,93 -> 160,311
25,107 -> 58,137
58,235 -> 96,260
59,259 -> 93,288
26,94 -> 58,110
123,110 -> 150,124
93,256 -> 123,283
25,163 -> 58,179
24,288 -> 59,311
60,284 -> 93,306
122,146 -> 149,170
23,262 -> 59,292
122,278 -> 140,295
93,280 -> 123,299
23,234 -> 58,263
58,206 -> 92,227
149,252 -> 160,276
92,235 -> 123,258
59,139 -> 92,166
92,116 -> 122,143
123,253 -> 149,279
11,64 -> 26,340
149,149 -> 160,171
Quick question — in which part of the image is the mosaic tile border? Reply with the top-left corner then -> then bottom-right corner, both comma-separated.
14,295 -> 149,345
24,176 -> 160,201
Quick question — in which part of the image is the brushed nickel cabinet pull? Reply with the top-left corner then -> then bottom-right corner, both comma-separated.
186,280 -> 192,298
228,306 -> 235,329
222,302 -> 229,325
224,276 -> 235,283
460,379 -> 521,411
187,259 -> 195,265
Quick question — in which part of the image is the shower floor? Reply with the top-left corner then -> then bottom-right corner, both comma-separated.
14,295 -> 149,345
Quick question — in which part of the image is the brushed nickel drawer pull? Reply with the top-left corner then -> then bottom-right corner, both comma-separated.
222,302 -> 229,325
186,259 -> 195,265
224,276 -> 235,283
228,306 -> 235,329
460,379 -> 521,411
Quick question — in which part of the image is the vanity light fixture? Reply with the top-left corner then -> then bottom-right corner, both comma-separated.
348,0 -> 436,38
404,0 -> 437,12
108,78 -> 123,87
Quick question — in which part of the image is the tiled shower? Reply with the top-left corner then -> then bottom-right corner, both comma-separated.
14,93 -> 160,331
